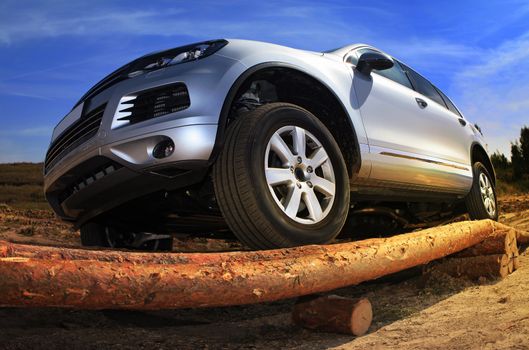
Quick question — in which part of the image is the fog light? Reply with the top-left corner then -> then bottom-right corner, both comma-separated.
153,139 -> 175,159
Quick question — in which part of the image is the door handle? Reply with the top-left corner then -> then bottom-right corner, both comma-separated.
415,97 -> 428,109
458,118 -> 467,126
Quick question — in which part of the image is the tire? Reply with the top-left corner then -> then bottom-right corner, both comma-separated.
80,222 -> 173,251
80,222 -> 112,247
213,102 -> 350,249
465,162 -> 498,221
151,237 -> 174,251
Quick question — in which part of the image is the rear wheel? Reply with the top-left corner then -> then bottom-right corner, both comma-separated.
80,222 -> 173,251
465,162 -> 498,221
213,103 -> 350,249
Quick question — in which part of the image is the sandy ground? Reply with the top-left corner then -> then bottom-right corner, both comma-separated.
0,195 -> 529,349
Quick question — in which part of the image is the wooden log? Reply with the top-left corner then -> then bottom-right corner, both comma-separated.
512,245 -> 520,271
513,255 -> 520,271
455,229 -> 516,257
508,229 -> 519,256
516,229 -> 529,244
480,222 -> 528,245
454,227 -> 522,273
0,220 -> 519,310
507,256 -> 514,274
507,228 -> 521,271
425,254 -> 511,280
292,295 -> 372,335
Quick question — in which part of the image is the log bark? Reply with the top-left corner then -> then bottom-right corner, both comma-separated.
516,229 -> 529,244
0,219 -> 523,310
292,295 -> 372,336
455,229 -> 517,257
425,254 -> 510,280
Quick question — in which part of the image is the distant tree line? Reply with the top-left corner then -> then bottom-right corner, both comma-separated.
491,126 -> 529,181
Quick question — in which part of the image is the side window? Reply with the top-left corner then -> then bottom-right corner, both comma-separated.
347,48 -> 413,89
400,63 -> 447,108
436,88 -> 462,117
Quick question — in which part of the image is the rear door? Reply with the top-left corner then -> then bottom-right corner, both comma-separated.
349,48 -> 473,193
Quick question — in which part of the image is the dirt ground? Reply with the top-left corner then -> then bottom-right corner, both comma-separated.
1,195 -> 529,350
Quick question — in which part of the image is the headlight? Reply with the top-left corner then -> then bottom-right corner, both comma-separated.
128,39 -> 228,77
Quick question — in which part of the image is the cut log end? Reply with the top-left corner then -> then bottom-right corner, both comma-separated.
350,298 -> 373,336
513,256 -> 520,271
292,295 -> 372,336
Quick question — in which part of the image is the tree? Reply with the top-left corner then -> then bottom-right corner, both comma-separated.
511,142 -> 524,180
491,152 -> 509,170
520,126 -> 529,174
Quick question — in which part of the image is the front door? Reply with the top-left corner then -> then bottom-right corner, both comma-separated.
349,48 -> 473,193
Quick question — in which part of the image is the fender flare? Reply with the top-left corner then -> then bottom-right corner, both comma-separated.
470,142 -> 496,185
208,61 -> 362,176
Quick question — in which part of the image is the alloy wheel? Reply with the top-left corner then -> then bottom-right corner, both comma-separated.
479,172 -> 496,217
264,125 -> 336,224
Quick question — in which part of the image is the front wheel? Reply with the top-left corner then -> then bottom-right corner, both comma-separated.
465,162 -> 498,221
213,103 -> 350,249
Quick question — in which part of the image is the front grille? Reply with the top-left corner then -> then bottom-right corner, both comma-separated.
44,104 -> 106,173
116,83 -> 190,126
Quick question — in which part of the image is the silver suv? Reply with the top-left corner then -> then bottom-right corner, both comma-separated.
44,39 -> 497,250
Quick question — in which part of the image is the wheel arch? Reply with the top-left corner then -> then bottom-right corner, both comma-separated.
470,142 -> 496,185
210,62 -> 361,179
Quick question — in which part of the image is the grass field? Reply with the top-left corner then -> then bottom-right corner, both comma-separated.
0,163 -> 50,210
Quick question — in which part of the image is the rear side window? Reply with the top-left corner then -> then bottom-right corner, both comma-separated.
400,64 -> 447,108
436,88 -> 462,117
348,48 -> 413,89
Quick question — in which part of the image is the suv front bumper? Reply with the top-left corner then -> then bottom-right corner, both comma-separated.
43,53 -> 246,224
44,123 -> 217,223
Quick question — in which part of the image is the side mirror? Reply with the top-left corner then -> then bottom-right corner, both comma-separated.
356,52 -> 394,75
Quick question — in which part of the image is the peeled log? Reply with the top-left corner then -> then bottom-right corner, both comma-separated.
0,220 -> 524,310
455,229 -> 517,257
513,257 -> 520,271
512,247 -> 520,271
292,295 -> 372,335
425,254 -> 511,280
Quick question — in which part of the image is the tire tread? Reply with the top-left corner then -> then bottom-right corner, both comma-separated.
213,103 -> 348,249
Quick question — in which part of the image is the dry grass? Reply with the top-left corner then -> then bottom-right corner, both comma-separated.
0,163 -> 49,210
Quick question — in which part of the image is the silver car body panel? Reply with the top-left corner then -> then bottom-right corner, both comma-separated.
44,39 -> 491,221
44,53 -> 245,188
218,40 -> 483,194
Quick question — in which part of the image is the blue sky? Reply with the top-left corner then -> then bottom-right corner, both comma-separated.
1,0 -> 528,162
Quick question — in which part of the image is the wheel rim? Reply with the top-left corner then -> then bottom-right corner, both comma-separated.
479,172 -> 496,217
264,125 -> 336,224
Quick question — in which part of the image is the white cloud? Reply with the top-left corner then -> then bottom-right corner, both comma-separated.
0,4 -> 363,51
0,126 -> 53,137
18,126 -> 53,137
0,9 -> 182,44
0,82 -> 84,100
379,39 -> 482,77
457,32 -> 529,79
451,33 -> 529,157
